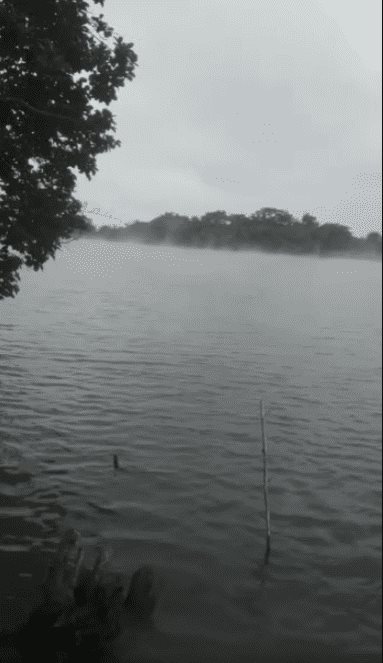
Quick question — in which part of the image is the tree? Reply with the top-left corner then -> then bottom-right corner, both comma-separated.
301,213 -> 319,229
252,207 -> 294,227
364,232 -> 382,256
315,223 -> 353,253
147,212 -> 190,243
200,210 -> 228,226
0,0 -> 137,299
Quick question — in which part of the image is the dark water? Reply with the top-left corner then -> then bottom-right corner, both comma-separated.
0,241 -> 381,662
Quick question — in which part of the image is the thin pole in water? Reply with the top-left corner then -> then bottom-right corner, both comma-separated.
260,400 -> 271,565
113,454 -> 119,470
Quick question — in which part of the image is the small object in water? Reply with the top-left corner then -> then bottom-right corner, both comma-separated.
113,454 -> 119,470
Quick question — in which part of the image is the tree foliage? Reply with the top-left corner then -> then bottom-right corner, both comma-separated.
88,208 -> 382,259
0,0 -> 137,299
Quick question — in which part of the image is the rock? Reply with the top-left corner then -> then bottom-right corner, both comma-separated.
0,529 -> 157,662
124,566 -> 156,621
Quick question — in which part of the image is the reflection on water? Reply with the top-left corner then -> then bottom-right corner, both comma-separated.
0,242 -> 381,661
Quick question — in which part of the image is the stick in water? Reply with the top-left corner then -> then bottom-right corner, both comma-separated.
260,400 -> 271,564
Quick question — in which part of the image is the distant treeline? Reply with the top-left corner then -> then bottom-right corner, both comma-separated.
81,209 -> 382,258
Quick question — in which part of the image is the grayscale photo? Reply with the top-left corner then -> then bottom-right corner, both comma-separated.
0,1 -> 381,661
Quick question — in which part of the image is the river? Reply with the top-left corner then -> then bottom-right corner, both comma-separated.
0,240 -> 381,662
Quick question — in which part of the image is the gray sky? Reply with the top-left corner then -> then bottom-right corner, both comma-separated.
78,0 -> 382,236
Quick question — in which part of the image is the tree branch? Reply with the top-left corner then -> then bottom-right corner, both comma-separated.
4,96 -> 85,124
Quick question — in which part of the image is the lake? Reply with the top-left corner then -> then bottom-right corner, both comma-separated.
0,240 -> 381,662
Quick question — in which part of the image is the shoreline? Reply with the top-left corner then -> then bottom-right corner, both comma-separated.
78,234 -> 382,263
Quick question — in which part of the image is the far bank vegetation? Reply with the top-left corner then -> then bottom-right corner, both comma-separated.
82,208 -> 382,259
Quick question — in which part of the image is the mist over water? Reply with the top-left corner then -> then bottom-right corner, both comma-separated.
0,240 -> 381,661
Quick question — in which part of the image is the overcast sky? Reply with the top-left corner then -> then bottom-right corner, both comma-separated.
78,0 -> 382,236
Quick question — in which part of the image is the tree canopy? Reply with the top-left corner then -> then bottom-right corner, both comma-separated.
88,208 -> 382,259
0,0 -> 137,299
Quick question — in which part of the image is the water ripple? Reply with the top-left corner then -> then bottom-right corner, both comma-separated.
0,245 -> 381,659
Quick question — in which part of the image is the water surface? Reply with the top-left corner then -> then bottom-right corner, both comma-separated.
0,241 -> 381,661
